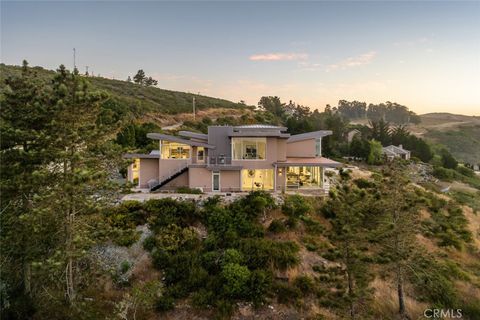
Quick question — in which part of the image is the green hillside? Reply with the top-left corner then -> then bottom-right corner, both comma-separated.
0,63 -> 248,115
424,125 -> 480,165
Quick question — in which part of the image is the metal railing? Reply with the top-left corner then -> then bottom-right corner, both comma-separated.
208,155 -> 232,166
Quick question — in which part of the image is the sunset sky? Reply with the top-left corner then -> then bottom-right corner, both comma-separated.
1,1 -> 479,115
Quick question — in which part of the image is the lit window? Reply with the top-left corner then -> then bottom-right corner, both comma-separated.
197,147 -> 205,162
161,141 -> 191,159
232,138 -> 266,160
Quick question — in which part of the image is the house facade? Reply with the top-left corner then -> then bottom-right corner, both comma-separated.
124,125 -> 341,193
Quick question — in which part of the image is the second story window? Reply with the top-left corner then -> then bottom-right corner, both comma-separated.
232,138 -> 266,160
315,138 -> 322,157
161,141 -> 191,159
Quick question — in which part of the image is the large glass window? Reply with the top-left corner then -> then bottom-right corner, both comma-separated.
161,141 -> 191,159
232,138 -> 266,160
241,169 -> 274,191
286,166 -> 323,189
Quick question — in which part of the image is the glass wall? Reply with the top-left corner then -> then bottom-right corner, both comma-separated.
232,138 -> 266,160
241,169 -> 274,191
286,166 -> 323,189
161,141 -> 191,159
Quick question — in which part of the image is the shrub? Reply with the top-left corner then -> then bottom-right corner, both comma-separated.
145,198 -> 197,229
456,165 -> 475,177
221,263 -> 251,297
176,186 -> 203,194
268,219 -> 286,233
282,195 -> 312,218
293,275 -> 315,295
156,295 -> 175,312
353,178 -> 376,189
248,270 -> 272,307
274,281 -> 301,305
222,249 -> 244,265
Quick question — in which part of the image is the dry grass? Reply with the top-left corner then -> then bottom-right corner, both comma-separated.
370,278 -> 428,320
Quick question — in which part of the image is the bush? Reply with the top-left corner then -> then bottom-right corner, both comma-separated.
145,198 -> 197,229
293,275 -> 315,295
282,195 -> 312,218
268,219 -> 286,233
221,263 -> 251,297
353,178 -> 376,189
176,186 -> 203,194
248,270 -> 272,307
456,165 -> 475,177
274,281 -> 302,305
156,295 -> 175,312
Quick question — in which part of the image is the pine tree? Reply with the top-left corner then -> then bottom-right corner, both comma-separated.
133,69 -> 145,85
43,65 -> 116,303
326,175 -> 373,319
375,163 -> 420,319
0,60 -> 56,312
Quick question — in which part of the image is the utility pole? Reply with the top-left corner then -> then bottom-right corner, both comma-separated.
192,96 -> 196,121
73,48 -> 76,70
85,66 -> 89,76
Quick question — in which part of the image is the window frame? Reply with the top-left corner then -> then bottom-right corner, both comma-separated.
231,137 -> 267,161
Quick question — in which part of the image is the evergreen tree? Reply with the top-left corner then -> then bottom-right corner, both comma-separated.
326,176 -> 373,319
133,69 -> 146,84
144,76 -> 158,87
376,163 -> 421,319
367,140 -> 383,165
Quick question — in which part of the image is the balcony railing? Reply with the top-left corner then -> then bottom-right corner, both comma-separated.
208,155 -> 232,166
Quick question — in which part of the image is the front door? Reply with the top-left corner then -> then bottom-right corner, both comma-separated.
212,172 -> 220,192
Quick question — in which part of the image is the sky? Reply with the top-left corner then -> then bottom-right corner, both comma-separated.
1,1 -> 479,115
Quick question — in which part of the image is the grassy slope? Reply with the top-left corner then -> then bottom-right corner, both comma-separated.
417,113 -> 480,164
0,63 -> 248,115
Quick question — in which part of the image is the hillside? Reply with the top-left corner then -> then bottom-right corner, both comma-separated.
414,113 -> 480,164
0,63 -> 249,115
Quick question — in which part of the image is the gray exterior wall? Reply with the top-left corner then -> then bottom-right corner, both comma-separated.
208,126 -> 232,158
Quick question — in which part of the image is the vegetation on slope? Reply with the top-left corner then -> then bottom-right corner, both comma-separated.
0,63 -> 249,116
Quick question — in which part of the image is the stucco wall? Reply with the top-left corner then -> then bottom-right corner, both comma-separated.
221,171 -> 241,192
189,167 -> 212,192
159,159 -> 189,181
159,171 -> 189,190
286,139 -> 316,158
189,168 -> 241,192
277,139 -> 287,162
138,158 -> 159,188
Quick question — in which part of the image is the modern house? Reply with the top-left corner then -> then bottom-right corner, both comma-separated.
382,144 -> 411,161
124,125 -> 341,193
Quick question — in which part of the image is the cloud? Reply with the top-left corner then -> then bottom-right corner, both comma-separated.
249,52 -> 308,61
326,51 -> 377,71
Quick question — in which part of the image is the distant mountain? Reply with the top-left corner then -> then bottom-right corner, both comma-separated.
0,63 -> 249,116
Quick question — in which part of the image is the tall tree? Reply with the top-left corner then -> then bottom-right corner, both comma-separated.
0,60 -> 57,316
370,119 -> 391,146
376,163 -> 421,319
326,176 -> 373,319
133,69 -> 146,85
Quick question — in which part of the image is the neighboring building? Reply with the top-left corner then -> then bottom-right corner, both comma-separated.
382,144 -> 411,161
346,129 -> 361,143
124,125 -> 341,193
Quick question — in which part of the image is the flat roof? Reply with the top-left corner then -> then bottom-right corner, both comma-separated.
147,133 -> 216,149
276,157 -> 341,168
123,153 -> 159,159
178,131 -> 208,141
287,130 -> 333,143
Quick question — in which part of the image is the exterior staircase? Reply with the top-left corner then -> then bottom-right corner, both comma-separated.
150,165 -> 188,192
